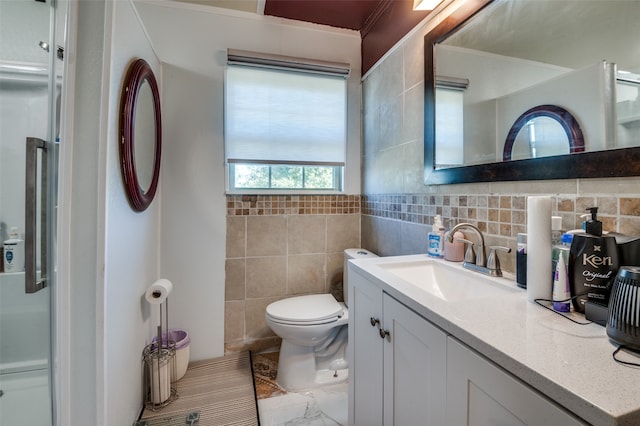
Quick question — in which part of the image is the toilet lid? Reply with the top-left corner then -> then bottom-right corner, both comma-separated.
266,294 -> 343,323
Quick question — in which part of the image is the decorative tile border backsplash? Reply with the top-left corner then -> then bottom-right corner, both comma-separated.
363,194 -> 640,237
225,194 -> 640,236
226,195 -> 361,216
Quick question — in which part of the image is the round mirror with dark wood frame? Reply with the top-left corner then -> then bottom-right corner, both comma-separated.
119,58 -> 162,212
503,105 -> 585,161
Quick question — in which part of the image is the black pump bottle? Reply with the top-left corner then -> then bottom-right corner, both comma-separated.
568,207 -> 619,313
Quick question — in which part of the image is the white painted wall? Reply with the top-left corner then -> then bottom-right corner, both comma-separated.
134,0 -> 362,360
103,1 -> 162,424
57,0 -> 162,424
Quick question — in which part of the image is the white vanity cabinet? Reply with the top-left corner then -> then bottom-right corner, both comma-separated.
349,268 -> 384,425
348,270 -> 447,426
446,337 -> 587,426
349,265 -> 587,426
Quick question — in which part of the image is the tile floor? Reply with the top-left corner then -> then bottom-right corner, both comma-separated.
253,352 -> 348,426
258,383 -> 348,426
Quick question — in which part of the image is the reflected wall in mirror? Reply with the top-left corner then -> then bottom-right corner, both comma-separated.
424,0 -> 640,185
120,58 -> 161,211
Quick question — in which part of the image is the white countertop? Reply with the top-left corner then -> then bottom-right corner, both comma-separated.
350,254 -> 640,426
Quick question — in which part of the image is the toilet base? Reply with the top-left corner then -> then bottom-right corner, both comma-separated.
276,340 -> 348,391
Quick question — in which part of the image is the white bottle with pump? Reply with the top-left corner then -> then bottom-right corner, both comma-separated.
428,215 -> 445,258
3,227 -> 25,272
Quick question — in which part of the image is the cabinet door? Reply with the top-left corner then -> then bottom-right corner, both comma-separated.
383,295 -> 447,426
446,337 -> 586,426
348,270 -> 384,426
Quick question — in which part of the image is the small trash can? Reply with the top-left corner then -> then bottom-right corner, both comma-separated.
153,329 -> 191,381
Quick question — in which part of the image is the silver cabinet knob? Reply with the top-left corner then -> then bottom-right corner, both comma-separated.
379,328 -> 390,339
370,317 -> 380,327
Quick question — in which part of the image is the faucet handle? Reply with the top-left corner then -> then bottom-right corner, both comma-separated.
457,238 -> 476,264
487,246 -> 512,276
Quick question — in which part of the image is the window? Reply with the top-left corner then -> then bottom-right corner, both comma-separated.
435,76 -> 468,167
224,50 -> 349,193
435,86 -> 465,167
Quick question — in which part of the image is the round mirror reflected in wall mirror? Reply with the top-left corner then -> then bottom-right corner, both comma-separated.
503,105 -> 585,161
120,58 -> 161,212
509,117 -> 570,161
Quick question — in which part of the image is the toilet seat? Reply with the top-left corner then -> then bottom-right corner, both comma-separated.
266,294 -> 344,326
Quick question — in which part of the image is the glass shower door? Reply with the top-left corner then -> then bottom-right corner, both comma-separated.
0,0 -> 60,424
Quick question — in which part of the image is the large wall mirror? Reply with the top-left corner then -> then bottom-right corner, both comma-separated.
120,58 -> 162,211
424,0 -> 640,185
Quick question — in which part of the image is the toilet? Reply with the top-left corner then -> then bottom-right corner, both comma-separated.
265,248 -> 378,391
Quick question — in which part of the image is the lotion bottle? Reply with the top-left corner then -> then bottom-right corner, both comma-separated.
568,207 -> 619,313
3,227 -> 25,272
552,251 -> 570,312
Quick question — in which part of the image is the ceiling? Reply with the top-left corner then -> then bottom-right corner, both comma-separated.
174,0 -> 387,32
263,0 -> 383,32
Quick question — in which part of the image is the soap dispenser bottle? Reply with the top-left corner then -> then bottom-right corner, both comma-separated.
3,227 -> 25,272
568,207 -> 619,313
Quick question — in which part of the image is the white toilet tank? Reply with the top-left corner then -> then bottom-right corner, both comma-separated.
343,248 -> 378,307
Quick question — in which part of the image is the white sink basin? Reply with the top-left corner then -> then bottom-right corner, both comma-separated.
376,258 -> 519,302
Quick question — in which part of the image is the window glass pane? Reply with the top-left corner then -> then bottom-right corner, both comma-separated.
233,164 -> 270,188
271,165 -> 303,188
304,166 -> 336,189
230,163 -> 341,191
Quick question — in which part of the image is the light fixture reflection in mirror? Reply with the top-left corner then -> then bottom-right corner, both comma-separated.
414,0 -> 444,11
423,0 -> 640,185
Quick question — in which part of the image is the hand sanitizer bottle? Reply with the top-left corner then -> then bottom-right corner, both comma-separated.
428,215 -> 445,258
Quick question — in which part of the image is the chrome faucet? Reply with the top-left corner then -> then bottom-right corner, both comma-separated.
446,223 -> 511,277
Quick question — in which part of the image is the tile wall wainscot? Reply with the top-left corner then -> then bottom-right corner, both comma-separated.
224,195 -> 361,354
362,193 -> 640,274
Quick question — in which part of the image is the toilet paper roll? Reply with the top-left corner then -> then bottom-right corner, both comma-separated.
150,355 -> 171,404
527,196 -> 552,302
145,279 -> 173,305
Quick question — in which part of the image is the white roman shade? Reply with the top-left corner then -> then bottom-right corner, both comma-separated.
435,77 -> 468,167
225,50 -> 349,166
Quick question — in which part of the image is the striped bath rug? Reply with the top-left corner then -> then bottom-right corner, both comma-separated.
138,351 -> 259,426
